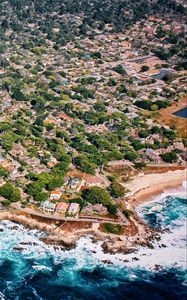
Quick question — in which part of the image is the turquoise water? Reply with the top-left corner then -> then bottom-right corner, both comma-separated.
0,187 -> 186,299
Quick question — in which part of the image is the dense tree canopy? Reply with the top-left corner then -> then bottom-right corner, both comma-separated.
82,187 -> 112,206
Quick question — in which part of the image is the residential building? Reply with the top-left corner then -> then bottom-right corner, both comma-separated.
67,203 -> 80,217
82,204 -> 108,216
55,202 -> 69,214
41,200 -> 56,213
50,191 -> 62,201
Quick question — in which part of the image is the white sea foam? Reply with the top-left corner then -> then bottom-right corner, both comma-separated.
138,183 -> 187,209
0,183 -> 186,276
32,265 -> 52,271
0,292 -> 6,300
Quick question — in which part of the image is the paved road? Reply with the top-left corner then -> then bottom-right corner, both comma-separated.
11,203 -> 127,225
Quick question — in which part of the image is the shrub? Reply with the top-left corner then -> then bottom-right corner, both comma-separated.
160,152 -> 178,163
140,65 -> 150,72
103,223 -> 123,235
107,204 -> 118,215
123,209 -> 133,218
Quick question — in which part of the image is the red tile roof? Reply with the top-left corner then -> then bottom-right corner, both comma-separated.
58,113 -> 74,122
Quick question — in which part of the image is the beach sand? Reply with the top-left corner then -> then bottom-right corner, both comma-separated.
123,168 -> 187,208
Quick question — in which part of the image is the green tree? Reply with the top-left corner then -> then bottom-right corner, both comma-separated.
0,183 -> 21,202
34,192 -> 49,202
107,204 -> 118,215
11,89 -> 27,101
108,182 -> 125,198
74,155 -> 97,174
113,65 -> 127,75
140,65 -> 150,72
82,187 -> 112,206
124,151 -> 138,161
123,209 -> 133,218
103,223 -> 123,235
26,181 -> 44,196
160,152 -> 178,163
0,166 -> 9,178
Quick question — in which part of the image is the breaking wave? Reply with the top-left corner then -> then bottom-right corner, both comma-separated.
0,182 -> 186,299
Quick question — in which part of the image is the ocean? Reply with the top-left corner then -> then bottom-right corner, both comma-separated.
0,184 -> 186,300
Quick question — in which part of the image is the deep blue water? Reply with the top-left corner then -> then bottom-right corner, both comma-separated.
174,107 -> 187,118
0,189 -> 186,300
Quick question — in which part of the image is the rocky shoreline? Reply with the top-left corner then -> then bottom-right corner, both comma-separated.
0,209 -> 158,255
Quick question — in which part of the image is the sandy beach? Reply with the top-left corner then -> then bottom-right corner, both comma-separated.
124,168 -> 187,208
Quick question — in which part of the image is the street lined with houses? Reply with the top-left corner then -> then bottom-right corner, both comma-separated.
10,203 -> 128,225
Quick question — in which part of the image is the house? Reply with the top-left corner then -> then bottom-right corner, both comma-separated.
50,191 -> 62,201
9,144 -> 25,157
83,176 -> 104,188
82,204 -> 108,216
67,203 -> 80,217
0,157 -> 14,172
55,202 -> 69,214
41,200 -> 56,213
68,177 -> 82,190
44,118 -> 57,125
63,176 -> 70,186
58,113 -> 74,122
47,156 -> 58,168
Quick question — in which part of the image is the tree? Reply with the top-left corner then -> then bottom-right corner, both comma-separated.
1,19 -> 9,30
11,89 -> 27,101
46,123 -> 55,131
26,181 -> 44,196
93,101 -> 107,112
103,223 -> 123,235
108,78 -> 117,86
151,104 -> 158,111
0,183 -> 21,202
113,65 -> 127,75
74,155 -> 97,174
117,84 -> 128,94
134,162 -> 146,169
91,51 -> 101,59
138,130 -> 149,138
160,152 -> 178,163
1,199 -> 11,206
124,151 -> 138,161
34,192 -> 49,202
0,122 -> 10,132
140,65 -> 149,72
107,204 -> 118,215
123,209 -> 133,218
108,182 -> 125,198
0,166 -> 9,178
82,187 -> 112,206
182,139 -> 187,147
47,175 -> 64,191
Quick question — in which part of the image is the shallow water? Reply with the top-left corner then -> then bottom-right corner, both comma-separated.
0,186 -> 186,300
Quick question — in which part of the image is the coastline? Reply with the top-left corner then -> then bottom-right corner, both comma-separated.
124,168 -> 186,208
0,169 -> 186,254
0,209 -> 156,254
